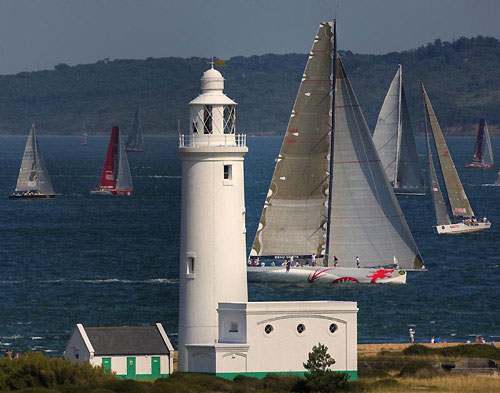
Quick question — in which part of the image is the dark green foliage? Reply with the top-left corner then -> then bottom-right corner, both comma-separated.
100,379 -> 145,393
293,371 -> 350,393
0,36 -> 499,134
403,344 -> 500,360
369,378 -> 399,388
303,343 -> 335,372
0,353 -> 110,391
357,365 -> 389,379
399,360 -> 440,378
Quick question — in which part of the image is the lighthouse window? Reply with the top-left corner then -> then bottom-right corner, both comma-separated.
223,106 -> 235,134
187,256 -> 195,274
224,165 -> 232,180
203,105 -> 213,134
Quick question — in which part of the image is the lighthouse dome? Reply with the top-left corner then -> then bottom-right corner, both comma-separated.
201,67 -> 224,92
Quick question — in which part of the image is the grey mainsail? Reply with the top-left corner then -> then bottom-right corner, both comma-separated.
483,120 -> 494,166
422,85 -> 473,218
329,58 -> 423,269
15,124 -> 55,195
126,108 -> 145,151
116,130 -> 134,190
251,21 -> 424,270
425,112 -> 451,226
250,22 -> 332,258
373,66 -> 424,192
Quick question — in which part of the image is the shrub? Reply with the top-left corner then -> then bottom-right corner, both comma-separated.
293,371 -> 350,393
370,378 -> 399,388
101,379 -> 145,393
303,344 -> 335,372
357,365 -> 389,379
399,360 -> 440,378
403,344 -> 500,360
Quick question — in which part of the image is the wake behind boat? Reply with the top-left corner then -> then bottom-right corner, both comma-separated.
466,118 -> 494,169
423,84 -> 491,234
248,21 -> 425,285
91,125 -> 133,196
10,124 -> 56,199
373,65 -> 426,196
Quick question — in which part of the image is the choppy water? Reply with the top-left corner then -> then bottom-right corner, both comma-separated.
0,134 -> 498,355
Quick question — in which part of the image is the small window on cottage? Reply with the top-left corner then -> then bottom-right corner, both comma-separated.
224,165 -> 232,180
187,256 -> 195,274
329,323 -> 338,334
297,323 -> 306,334
264,324 -> 274,335
229,322 -> 238,332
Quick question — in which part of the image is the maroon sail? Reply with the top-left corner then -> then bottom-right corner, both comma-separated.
466,118 -> 493,168
99,126 -> 119,188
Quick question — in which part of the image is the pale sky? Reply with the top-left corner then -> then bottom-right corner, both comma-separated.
0,0 -> 499,74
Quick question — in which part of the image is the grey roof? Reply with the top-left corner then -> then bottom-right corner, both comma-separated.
84,325 -> 170,356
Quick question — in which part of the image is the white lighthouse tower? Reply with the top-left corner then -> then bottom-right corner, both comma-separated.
178,65 -> 248,372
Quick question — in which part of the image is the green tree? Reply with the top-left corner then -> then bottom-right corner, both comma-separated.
303,343 -> 335,372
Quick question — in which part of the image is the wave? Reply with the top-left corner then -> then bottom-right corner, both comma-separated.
481,183 -> 500,187
147,175 -> 181,179
75,278 -> 178,284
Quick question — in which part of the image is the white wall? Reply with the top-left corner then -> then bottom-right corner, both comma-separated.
64,328 -> 91,363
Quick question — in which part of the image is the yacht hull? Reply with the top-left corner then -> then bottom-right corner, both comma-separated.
9,194 -> 55,199
247,266 -> 407,284
436,221 -> 491,234
91,189 -> 132,196
465,163 -> 493,169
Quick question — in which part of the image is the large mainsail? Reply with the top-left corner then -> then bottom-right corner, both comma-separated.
250,22 -> 332,257
373,66 -> 424,192
251,21 -> 423,270
482,119 -> 494,166
329,58 -> 423,269
15,124 -> 55,195
425,116 -> 451,226
116,130 -> 133,190
126,108 -> 145,151
422,85 -> 474,218
99,126 -> 120,188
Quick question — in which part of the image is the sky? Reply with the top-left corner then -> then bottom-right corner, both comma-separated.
0,0 -> 499,74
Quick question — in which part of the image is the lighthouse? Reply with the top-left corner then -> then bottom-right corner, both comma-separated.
177,65 -> 358,379
177,65 -> 248,372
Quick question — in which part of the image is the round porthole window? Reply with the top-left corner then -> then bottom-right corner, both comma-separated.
264,324 -> 274,335
297,323 -> 306,334
329,323 -> 338,334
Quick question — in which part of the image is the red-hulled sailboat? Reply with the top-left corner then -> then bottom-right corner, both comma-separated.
91,125 -> 133,196
466,118 -> 494,169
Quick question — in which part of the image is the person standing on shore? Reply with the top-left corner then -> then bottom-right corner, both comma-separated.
409,328 -> 415,344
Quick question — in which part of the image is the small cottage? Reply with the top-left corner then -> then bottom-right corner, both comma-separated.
65,323 -> 174,380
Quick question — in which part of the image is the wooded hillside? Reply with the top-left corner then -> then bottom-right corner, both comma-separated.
0,36 -> 498,135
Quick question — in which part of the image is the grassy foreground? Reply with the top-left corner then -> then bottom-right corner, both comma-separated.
0,345 -> 499,392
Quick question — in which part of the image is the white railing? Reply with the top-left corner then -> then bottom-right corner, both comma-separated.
179,134 -> 246,148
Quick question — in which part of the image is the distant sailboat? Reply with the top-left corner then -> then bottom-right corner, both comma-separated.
10,124 -> 56,199
373,65 -> 426,195
466,118 -> 494,168
126,108 -> 145,152
423,84 -> 490,234
247,21 -> 425,284
91,125 -> 133,196
81,123 -> 88,146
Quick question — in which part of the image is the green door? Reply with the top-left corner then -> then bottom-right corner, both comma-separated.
102,358 -> 111,375
151,357 -> 161,378
127,357 -> 136,379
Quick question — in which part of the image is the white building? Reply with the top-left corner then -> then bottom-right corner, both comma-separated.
178,66 -> 358,380
65,323 -> 174,380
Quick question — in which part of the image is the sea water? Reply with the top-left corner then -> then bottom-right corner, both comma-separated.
0,134 -> 498,355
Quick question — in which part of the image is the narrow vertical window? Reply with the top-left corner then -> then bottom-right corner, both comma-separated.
224,165 -> 232,180
229,322 -> 238,332
187,256 -> 195,274
223,106 -> 235,134
203,105 -> 212,134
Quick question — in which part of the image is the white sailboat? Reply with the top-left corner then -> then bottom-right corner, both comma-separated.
126,108 -> 145,152
373,65 -> 426,195
81,122 -> 88,146
10,124 -> 56,199
248,21 -> 425,284
466,118 -> 494,168
423,84 -> 491,234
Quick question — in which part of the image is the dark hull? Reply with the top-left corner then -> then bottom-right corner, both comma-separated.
125,148 -> 144,153
9,194 -> 55,199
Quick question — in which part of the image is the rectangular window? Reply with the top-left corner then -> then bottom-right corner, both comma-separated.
223,106 -> 235,134
229,322 -> 238,332
224,165 -> 232,180
187,256 -> 195,274
203,105 -> 212,134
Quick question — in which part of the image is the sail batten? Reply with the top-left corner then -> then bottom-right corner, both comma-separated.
422,86 -> 473,218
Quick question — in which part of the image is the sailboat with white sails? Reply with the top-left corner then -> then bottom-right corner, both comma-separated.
466,118 -> 493,169
423,84 -> 491,234
10,124 -> 56,199
81,122 -> 88,146
373,65 -> 426,195
248,21 -> 425,284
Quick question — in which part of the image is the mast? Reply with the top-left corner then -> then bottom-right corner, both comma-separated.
325,19 -> 336,267
394,65 -> 403,186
